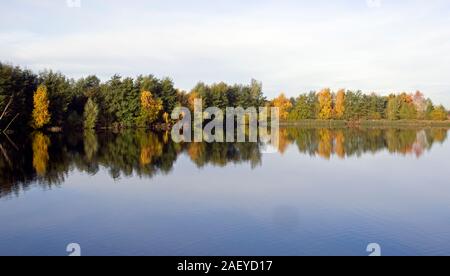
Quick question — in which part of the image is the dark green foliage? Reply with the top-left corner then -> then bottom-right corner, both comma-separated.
288,93 -> 317,120
38,71 -> 74,126
0,63 -> 37,129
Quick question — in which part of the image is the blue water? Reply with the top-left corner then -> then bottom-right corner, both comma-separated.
1,128 -> 450,256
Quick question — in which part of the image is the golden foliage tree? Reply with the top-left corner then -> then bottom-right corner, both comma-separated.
271,93 -> 292,121
318,88 -> 332,120
139,91 -> 163,126
334,89 -> 345,119
32,85 -> 51,129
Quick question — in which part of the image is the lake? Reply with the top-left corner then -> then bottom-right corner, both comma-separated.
0,127 -> 449,256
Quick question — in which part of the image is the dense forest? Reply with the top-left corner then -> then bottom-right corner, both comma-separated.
0,62 -> 449,132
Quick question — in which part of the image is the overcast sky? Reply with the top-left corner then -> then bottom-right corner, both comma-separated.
1,0 -> 450,106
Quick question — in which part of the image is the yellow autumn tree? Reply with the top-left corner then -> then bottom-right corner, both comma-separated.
334,89 -> 345,119
271,93 -> 292,121
318,88 -> 332,120
32,85 -> 51,129
139,91 -> 163,127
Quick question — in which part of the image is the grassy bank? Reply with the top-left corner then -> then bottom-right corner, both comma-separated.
280,120 -> 450,128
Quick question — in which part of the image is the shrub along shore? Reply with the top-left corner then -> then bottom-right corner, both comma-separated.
1,62 -> 449,133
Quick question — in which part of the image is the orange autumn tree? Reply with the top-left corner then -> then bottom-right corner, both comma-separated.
139,91 -> 163,127
271,93 -> 292,121
31,85 -> 51,129
318,88 -> 332,120
334,89 -> 345,119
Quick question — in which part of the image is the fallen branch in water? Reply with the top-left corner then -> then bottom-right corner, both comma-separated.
2,132 -> 18,151
3,113 -> 19,133
0,143 -> 12,167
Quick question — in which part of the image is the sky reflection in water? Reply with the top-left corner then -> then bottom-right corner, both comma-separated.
0,127 -> 449,256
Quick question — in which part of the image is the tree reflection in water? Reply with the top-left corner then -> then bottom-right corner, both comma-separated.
0,127 -> 448,198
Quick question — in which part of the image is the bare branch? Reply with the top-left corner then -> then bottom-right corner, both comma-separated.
3,113 -> 19,133
0,96 -> 14,121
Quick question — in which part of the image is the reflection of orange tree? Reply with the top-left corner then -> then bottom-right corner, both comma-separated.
277,128 -> 290,154
138,132 -> 163,166
32,132 -> 51,176
187,143 -> 206,167
334,130 -> 345,159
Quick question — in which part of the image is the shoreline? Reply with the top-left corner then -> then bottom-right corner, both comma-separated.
280,120 -> 450,128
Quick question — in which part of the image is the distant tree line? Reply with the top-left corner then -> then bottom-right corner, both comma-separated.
272,89 -> 448,122
1,63 -> 448,132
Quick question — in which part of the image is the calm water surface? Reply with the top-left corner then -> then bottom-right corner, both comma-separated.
0,127 -> 449,256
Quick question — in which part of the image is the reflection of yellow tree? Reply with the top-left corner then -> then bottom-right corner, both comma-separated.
163,131 -> 169,144
277,128 -> 290,154
431,128 -> 447,143
188,142 -> 206,164
32,132 -> 51,176
139,132 -> 163,166
84,130 -> 98,162
317,129 -> 332,159
334,130 -> 345,159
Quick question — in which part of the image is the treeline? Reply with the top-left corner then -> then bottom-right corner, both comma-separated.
1,63 -> 448,132
0,63 -> 266,131
272,89 -> 449,122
